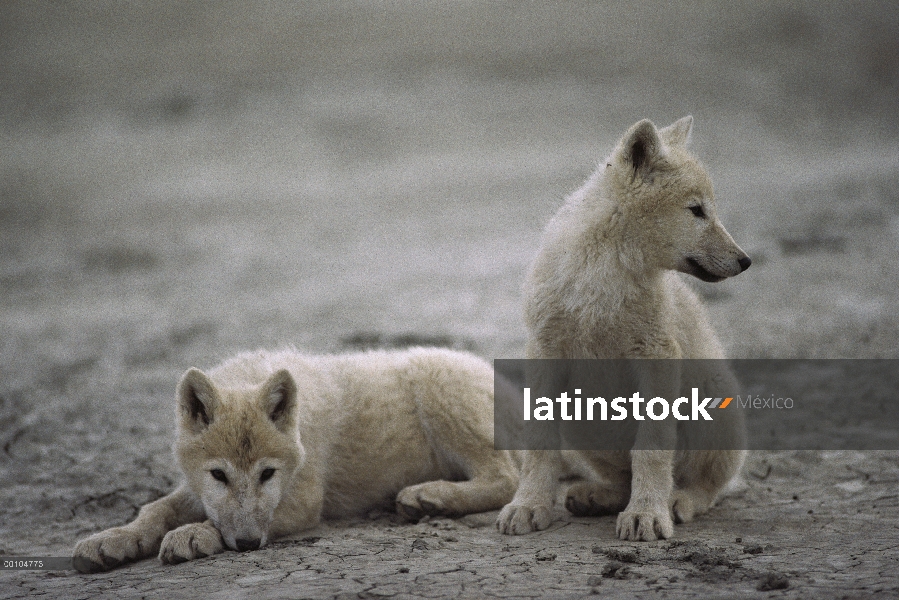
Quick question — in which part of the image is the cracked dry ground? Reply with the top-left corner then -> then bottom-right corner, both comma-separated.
1,451 -> 897,599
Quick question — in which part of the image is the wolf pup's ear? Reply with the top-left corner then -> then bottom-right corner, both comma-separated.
619,119 -> 664,178
260,369 -> 297,433
659,115 -> 693,147
177,368 -> 218,434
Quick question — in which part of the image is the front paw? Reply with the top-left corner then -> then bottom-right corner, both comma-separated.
565,481 -> 628,517
73,526 -> 158,573
615,504 -> 674,541
159,522 -> 224,564
396,481 -> 453,521
496,503 -> 553,535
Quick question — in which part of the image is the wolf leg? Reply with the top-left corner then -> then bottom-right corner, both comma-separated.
565,479 -> 630,517
671,449 -> 745,523
396,463 -> 518,521
672,365 -> 747,523
616,449 -> 676,541
73,486 -> 204,572
495,450 -> 563,534
159,520 -> 224,564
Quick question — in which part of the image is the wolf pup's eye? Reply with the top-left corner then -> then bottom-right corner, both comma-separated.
260,468 -> 276,483
210,469 -> 228,484
689,205 -> 706,219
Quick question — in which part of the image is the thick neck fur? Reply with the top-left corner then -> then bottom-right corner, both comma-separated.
525,164 -> 666,329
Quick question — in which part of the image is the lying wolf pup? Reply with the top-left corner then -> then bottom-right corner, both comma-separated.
74,347 -> 518,572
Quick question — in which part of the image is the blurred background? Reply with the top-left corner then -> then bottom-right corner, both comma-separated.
2,1 -> 897,364
0,0 -> 897,554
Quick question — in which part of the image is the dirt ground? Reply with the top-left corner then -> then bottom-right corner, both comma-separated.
1,1 -> 898,598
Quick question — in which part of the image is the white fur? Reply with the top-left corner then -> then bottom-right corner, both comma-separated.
73,347 -> 519,571
497,117 -> 749,541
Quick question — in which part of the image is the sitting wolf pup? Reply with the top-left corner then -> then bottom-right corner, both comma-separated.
74,347 -> 519,572
497,116 -> 750,541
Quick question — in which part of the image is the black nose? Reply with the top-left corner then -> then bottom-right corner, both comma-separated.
738,256 -> 752,272
235,538 -> 261,552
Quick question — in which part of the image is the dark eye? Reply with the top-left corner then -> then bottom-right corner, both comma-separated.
689,205 -> 706,218
260,468 -> 276,483
210,469 -> 228,484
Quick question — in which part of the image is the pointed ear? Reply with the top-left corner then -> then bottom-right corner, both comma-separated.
177,368 -> 218,434
259,369 -> 297,433
618,119 -> 664,177
659,115 -> 693,147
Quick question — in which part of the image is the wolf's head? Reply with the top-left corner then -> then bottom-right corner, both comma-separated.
173,368 -> 304,552
602,116 -> 751,282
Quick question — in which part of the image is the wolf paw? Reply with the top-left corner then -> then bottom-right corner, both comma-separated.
670,490 -> 698,524
495,503 -> 553,535
565,481 -> 628,517
616,504 -> 674,541
73,526 -> 157,573
396,481 -> 455,521
159,522 -> 224,564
